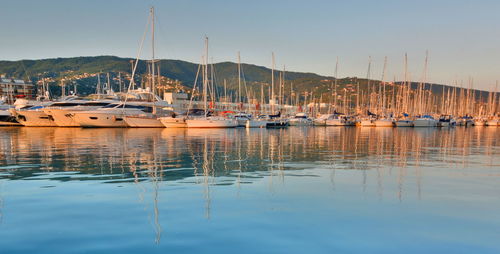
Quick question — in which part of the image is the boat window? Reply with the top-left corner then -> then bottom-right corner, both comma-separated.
52,103 -> 82,107
123,104 -> 147,109
142,107 -> 153,113
85,102 -> 110,106
102,104 -> 121,108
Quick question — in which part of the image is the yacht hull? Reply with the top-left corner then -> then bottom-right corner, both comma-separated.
0,111 -> 21,126
73,112 -> 128,127
124,116 -> 164,128
43,108 -> 81,127
186,118 -> 238,128
359,120 -> 376,127
485,120 -> 499,126
374,119 -> 394,127
12,109 -> 57,127
246,120 -> 267,128
266,120 -> 289,128
159,117 -> 187,128
473,120 -> 486,126
313,120 -> 327,126
395,120 -> 414,127
325,119 -> 347,126
288,119 -> 312,126
413,119 -> 438,127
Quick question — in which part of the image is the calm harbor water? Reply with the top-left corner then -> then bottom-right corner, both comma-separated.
0,126 -> 499,253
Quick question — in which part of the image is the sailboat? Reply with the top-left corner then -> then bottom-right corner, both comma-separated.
395,54 -> 414,127
374,57 -> 394,127
123,7 -> 167,128
185,37 -> 238,128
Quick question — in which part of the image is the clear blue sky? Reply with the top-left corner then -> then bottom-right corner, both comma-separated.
1,0 -> 500,90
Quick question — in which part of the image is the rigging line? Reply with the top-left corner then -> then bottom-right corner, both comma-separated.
123,10 -> 152,111
186,63 -> 202,117
241,63 -> 250,105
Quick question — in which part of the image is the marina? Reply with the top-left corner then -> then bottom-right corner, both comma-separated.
1,1 -> 500,253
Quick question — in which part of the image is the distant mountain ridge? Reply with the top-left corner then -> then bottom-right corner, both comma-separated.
0,55 -> 495,99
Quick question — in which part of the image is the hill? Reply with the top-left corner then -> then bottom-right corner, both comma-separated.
0,56 -> 494,101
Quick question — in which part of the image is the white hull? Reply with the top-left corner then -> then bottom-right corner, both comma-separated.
313,119 -> 327,126
0,110 -> 20,126
159,117 -> 187,128
288,119 -> 312,126
359,119 -> 376,127
473,120 -> 486,126
0,121 -> 21,126
325,119 -> 348,126
72,112 -> 128,127
413,118 -> 438,127
395,120 -> 414,127
43,108 -> 81,127
236,119 -> 248,127
124,116 -> 164,128
246,120 -> 267,128
12,109 -> 57,127
486,120 -> 499,126
374,119 -> 394,127
186,118 -> 238,128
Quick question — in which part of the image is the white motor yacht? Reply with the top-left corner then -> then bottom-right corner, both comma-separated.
288,113 -> 313,126
0,105 -> 21,126
233,112 -> 268,128
10,97 -> 83,127
313,114 -> 334,126
186,116 -> 238,128
395,120 -> 414,127
395,114 -> 414,127
234,112 -> 252,127
159,109 -> 205,128
72,103 -> 156,127
325,114 -> 350,126
437,115 -> 456,127
413,115 -> 438,127
246,119 -> 268,128
43,100 -> 114,127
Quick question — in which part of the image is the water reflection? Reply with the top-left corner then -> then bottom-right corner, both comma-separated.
1,126 -> 499,189
0,126 -> 499,245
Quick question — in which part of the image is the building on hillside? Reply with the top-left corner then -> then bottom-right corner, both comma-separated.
0,76 -> 36,102
163,92 -> 188,106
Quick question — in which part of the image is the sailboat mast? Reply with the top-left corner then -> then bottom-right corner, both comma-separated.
151,7 -> 155,94
204,37 -> 209,115
271,52 -> 275,108
237,51 -> 241,105
381,56 -> 387,114
334,57 -> 338,112
366,56 -> 372,113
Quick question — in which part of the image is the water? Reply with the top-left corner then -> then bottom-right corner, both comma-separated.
0,127 -> 499,253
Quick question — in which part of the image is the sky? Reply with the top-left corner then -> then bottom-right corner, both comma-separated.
1,0 -> 500,90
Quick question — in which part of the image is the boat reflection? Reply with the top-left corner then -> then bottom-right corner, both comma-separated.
1,126 -> 499,184
0,126 -> 499,242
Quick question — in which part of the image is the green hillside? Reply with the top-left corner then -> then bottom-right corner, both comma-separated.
0,56 -> 493,101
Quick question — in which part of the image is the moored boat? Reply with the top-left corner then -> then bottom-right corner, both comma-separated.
288,113 -> 313,126
374,118 -> 394,127
413,115 -> 438,127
